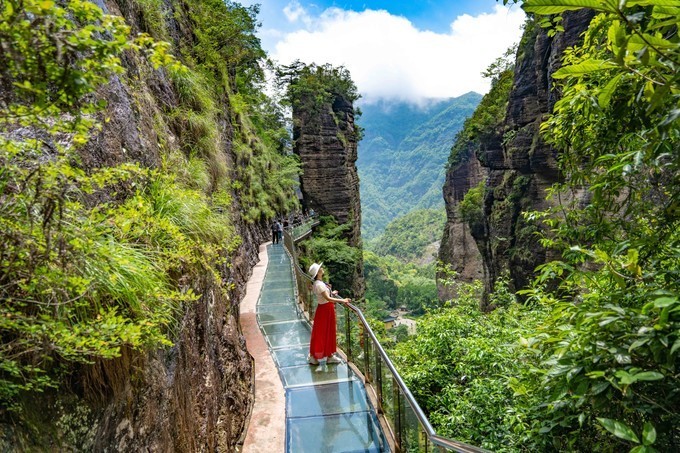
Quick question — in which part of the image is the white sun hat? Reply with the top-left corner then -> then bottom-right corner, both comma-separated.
308,262 -> 323,279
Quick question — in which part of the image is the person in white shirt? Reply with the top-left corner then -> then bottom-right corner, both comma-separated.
306,263 -> 351,371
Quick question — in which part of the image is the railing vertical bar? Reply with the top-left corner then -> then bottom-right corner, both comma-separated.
362,326 -> 370,381
376,351 -> 383,413
345,305 -> 351,360
421,423 -> 428,452
394,376 -> 402,452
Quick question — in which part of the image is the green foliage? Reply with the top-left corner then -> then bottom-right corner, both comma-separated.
516,0 -> 680,450
395,274 -> 439,316
179,0 -> 300,222
481,43 -> 518,84
447,65 -> 514,169
277,61 -> 361,113
299,216 -> 362,298
168,66 -> 227,187
0,0 -> 288,417
182,0 -> 265,94
0,0 -> 212,409
391,281 -> 546,452
364,251 -> 439,316
372,209 -> 445,262
129,0 -> 170,40
458,181 -> 485,231
0,0 -> 179,142
364,251 -> 399,308
487,271 -> 517,309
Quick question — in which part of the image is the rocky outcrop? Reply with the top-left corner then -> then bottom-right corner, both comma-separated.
294,95 -> 362,243
438,141 -> 487,301
294,94 -> 365,298
439,11 -> 595,307
88,274 -> 254,452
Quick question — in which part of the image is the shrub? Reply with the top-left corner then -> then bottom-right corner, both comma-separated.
391,280 -> 546,452
459,181 -> 485,232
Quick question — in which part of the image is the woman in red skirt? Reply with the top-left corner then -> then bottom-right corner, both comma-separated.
307,263 -> 351,371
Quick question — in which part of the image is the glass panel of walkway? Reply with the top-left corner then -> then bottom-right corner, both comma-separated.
258,244 -> 389,452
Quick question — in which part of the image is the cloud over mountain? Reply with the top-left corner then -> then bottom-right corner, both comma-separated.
272,3 -> 525,103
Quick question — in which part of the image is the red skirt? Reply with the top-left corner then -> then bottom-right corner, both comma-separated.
309,302 -> 337,360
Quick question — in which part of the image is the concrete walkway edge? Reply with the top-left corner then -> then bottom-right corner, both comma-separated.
240,242 -> 286,452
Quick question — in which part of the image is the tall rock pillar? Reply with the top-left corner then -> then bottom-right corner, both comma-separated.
293,93 -> 364,299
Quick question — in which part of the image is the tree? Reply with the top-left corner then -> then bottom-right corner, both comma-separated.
276,60 -> 361,114
391,281 -> 545,452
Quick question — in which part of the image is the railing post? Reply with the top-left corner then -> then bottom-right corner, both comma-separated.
394,376 -> 402,451
376,353 -> 383,414
345,305 -> 351,360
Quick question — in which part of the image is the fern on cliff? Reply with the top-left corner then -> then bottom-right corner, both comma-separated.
0,0 -> 195,409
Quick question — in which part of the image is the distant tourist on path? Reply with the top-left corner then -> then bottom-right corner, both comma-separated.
276,220 -> 283,244
307,263 -> 350,371
271,220 -> 279,244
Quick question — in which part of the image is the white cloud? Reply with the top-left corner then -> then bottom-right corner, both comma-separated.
283,0 -> 312,27
271,4 -> 526,103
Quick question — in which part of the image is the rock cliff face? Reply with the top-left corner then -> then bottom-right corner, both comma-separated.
438,141 -> 487,301
294,94 -> 365,298
1,0 -> 264,450
84,1 -> 260,447
439,11 -> 595,306
90,272 -> 255,452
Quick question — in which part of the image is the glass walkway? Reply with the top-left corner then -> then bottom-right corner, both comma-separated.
257,244 -> 389,453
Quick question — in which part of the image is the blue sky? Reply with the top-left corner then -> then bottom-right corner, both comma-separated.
247,1 -> 495,34
240,1 -> 525,102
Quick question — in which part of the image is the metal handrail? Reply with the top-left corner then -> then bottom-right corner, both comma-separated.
283,215 -> 319,242
282,229 -> 489,453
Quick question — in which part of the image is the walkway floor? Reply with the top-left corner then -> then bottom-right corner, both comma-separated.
241,243 -> 389,452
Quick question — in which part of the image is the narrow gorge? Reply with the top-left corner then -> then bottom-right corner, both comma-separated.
3,1 -> 678,451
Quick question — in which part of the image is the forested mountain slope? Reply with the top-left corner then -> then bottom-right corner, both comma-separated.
372,208 -> 445,264
358,93 -> 481,238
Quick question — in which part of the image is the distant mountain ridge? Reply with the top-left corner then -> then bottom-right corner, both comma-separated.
357,92 -> 483,239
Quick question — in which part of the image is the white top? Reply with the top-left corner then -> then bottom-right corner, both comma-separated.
313,280 -> 330,305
